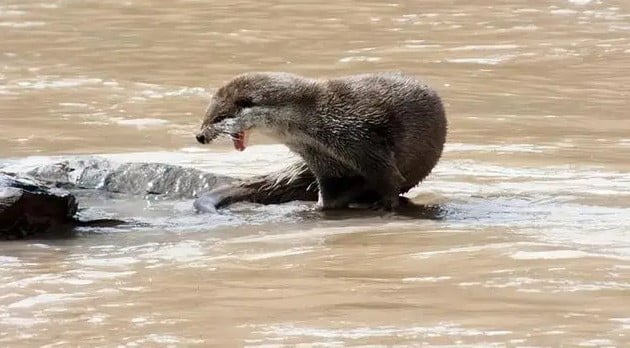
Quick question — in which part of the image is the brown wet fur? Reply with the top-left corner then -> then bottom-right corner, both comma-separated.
195,71 -> 447,211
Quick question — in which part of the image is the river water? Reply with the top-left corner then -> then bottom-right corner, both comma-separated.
1,0 -> 629,346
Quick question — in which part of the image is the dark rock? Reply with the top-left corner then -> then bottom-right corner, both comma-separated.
0,173 -> 78,240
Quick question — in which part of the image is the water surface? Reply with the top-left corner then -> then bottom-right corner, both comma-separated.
1,0 -> 629,346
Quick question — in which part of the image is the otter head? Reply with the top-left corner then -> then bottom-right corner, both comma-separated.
195,72 -> 316,151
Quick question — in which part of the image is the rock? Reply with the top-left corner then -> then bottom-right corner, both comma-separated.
26,158 -> 117,189
26,157 -> 234,199
103,162 -> 233,199
1,157 -> 238,239
0,173 -> 78,240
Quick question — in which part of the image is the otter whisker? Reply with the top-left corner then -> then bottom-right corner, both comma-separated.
211,128 -> 237,140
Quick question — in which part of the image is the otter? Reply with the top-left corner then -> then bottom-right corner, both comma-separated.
195,72 -> 447,211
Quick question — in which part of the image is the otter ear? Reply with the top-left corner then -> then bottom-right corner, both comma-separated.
235,97 -> 255,108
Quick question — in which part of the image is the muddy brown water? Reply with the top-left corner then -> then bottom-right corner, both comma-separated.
1,0 -> 629,346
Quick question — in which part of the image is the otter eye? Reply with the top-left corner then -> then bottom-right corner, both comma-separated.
235,97 -> 255,108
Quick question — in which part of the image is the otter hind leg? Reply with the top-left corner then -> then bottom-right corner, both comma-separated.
303,146 -> 405,211
360,155 -> 405,211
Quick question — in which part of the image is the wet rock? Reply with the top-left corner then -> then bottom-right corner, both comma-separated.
26,157 -> 234,199
0,173 -> 78,240
103,162 -> 233,199
26,158 -> 117,189
1,157 -> 237,239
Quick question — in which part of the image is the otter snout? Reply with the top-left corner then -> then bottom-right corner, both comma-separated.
195,132 -> 207,144
196,127 -> 218,145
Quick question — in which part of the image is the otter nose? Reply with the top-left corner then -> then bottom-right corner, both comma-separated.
195,133 -> 206,144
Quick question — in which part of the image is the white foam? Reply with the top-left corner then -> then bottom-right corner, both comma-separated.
446,55 -> 513,65
240,247 -> 317,261
338,56 -> 381,63
0,21 -> 44,28
510,250 -> 595,260
446,142 -> 554,153
138,240 -> 205,263
70,270 -> 136,280
402,276 -> 452,282
179,147 -> 212,153
58,102 -> 89,108
610,317 -> 630,330
551,9 -> 579,15
0,8 -> 26,16
14,77 -> 102,89
450,44 -> 519,51
251,323 -> 511,340
0,316 -> 48,327
75,257 -> 139,267
86,313 -> 109,325
135,86 -> 207,99
113,118 -> 170,128
412,243 -> 530,259
579,339 -> 615,347
7,293 -> 85,309
0,256 -> 21,265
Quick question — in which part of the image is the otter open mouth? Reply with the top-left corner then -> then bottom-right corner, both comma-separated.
231,130 -> 249,151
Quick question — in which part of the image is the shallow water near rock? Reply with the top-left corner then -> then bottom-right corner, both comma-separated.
1,0 -> 629,346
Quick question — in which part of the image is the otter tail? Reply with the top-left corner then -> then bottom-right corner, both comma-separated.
194,160 -> 318,212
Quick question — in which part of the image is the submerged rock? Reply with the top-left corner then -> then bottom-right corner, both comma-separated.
0,173 -> 78,240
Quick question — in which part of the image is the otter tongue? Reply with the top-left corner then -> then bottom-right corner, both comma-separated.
231,131 -> 249,151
